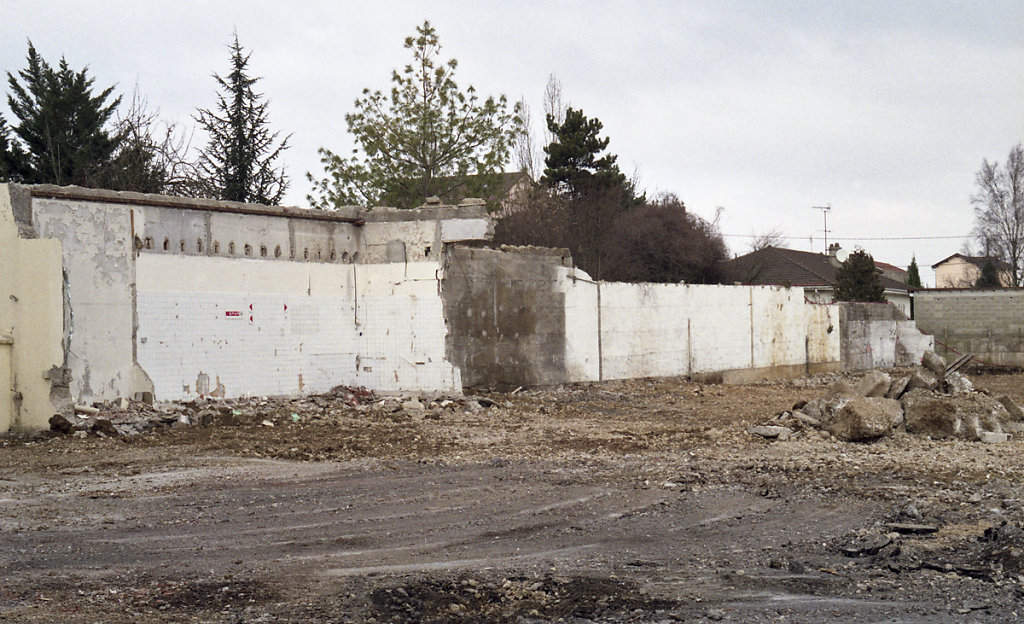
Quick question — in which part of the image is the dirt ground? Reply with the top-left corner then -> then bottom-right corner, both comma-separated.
3,370 -> 1024,623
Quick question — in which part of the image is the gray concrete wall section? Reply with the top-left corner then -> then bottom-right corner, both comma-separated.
31,198 -> 149,402
915,290 -> 1024,366
839,302 -> 933,370
443,246 -> 570,387
139,205 -> 362,263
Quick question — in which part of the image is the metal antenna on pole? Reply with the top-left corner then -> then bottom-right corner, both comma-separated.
813,205 -> 831,253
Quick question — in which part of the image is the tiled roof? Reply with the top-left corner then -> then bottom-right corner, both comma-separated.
724,246 -> 912,291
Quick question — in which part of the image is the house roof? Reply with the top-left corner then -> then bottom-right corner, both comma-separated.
724,246 -> 913,292
931,253 -> 1013,271
874,260 -> 908,276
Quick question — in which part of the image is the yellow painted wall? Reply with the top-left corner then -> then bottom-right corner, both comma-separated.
0,184 -> 66,431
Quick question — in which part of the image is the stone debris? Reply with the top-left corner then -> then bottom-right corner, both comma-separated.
44,386 -> 498,440
922,350 -> 947,376
827,397 -> 904,442
753,350 -> 1024,444
748,425 -> 793,440
854,370 -> 891,398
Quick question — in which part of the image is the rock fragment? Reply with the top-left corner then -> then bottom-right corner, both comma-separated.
827,397 -> 903,442
921,350 -> 947,376
748,425 -> 792,440
854,370 -> 892,398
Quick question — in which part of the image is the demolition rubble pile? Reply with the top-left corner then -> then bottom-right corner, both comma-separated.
44,386 -> 501,440
751,351 -> 1024,444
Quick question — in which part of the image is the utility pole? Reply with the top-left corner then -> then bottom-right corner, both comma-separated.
813,205 -> 831,253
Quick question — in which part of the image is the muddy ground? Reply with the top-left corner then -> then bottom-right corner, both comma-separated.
3,370 -> 1024,623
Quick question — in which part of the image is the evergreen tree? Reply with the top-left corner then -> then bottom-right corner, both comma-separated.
307,21 -> 518,210
975,257 -> 1003,288
0,116 -> 28,181
834,249 -> 886,302
4,42 -> 121,186
194,34 -> 289,204
906,256 -> 922,287
541,107 -> 630,199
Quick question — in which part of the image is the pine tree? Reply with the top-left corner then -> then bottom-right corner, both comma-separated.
194,34 -> 289,204
4,42 -> 121,186
906,256 -> 922,287
834,249 -> 886,302
307,21 -> 518,210
541,107 -> 629,198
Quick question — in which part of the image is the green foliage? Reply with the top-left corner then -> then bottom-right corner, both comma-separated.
603,194 -> 728,284
906,256 -> 922,287
194,34 -> 289,204
308,21 -> 518,210
0,116 -> 28,181
975,257 -> 1003,287
3,41 -> 121,186
541,107 -> 627,196
834,249 -> 886,302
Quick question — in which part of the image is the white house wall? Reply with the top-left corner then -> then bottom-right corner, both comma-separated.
136,254 -> 459,400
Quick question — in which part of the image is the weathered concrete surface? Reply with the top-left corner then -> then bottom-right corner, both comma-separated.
902,389 -> 1011,440
839,302 -> 933,371
854,370 -> 891,398
922,350 -> 947,376
442,246 -> 570,387
827,397 -> 904,442
916,289 -> 1024,367
0,185 -> 66,432
138,255 -> 461,399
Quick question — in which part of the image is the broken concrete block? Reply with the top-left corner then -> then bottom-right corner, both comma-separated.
855,370 -> 892,398
402,398 -> 425,413
91,418 -> 120,438
980,432 -> 1010,444
922,350 -> 947,376
826,380 -> 857,399
962,413 -> 983,441
827,397 -> 904,442
48,413 -> 72,434
792,412 -> 822,428
943,372 -> 974,395
799,399 -> 823,420
749,425 -> 793,440
886,376 -> 911,400
902,389 -> 961,438
906,368 -> 937,393
997,396 -> 1024,422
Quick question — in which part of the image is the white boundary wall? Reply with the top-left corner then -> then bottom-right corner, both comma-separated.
561,269 -> 840,381
137,254 -> 459,400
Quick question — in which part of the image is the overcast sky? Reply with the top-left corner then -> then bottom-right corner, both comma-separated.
4,1 -> 1023,285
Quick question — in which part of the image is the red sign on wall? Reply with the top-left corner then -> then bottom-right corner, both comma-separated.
225,311 -> 242,318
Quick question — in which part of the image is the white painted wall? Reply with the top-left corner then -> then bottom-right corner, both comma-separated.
561,268 -> 841,381
136,254 -> 459,400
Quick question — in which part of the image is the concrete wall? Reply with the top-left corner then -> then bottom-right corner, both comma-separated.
443,246 -> 572,387
838,302 -> 933,370
915,289 -> 1024,366
444,247 -> 842,387
137,255 -> 459,399
2,185 -> 490,428
0,185 -> 67,432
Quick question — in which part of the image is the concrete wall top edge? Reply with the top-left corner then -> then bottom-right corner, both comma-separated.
17,184 -> 488,227
364,205 -> 488,222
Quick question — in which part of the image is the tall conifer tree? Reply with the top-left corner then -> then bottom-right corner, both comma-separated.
3,42 -> 120,186
194,34 -> 289,204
